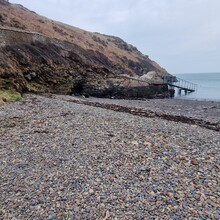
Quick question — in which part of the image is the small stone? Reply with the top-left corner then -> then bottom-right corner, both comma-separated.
107,133 -> 114,137
48,212 -> 56,220
25,72 -> 37,81
200,196 -> 205,203
56,211 -> 63,218
140,166 -> 150,172
2,97 -> 7,102
191,159 -> 198,165
191,125 -> 197,128
103,210 -> 111,220
76,199 -> 81,205
131,140 -> 139,145
74,204 -> 80,211
149,191 -> 155,195
36,205 -> 41,210
145,147 -> 150,155
89,189 -> 94,194
143,141 -> 152,147
180,156 -> 187,161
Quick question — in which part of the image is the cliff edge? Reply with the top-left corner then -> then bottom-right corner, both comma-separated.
0,2 -> 171,99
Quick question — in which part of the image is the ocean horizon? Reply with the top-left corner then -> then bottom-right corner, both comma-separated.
174,72 -> 220,102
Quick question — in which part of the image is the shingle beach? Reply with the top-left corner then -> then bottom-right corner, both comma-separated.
0,94 -> 219,219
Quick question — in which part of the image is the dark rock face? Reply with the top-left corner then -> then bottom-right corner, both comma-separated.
76,83 -> 170,99
0,26 -> 171,99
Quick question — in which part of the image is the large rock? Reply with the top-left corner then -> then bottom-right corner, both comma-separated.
140,71 -> 164,84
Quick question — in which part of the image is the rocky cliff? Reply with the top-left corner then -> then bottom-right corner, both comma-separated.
0,2 -> 171,99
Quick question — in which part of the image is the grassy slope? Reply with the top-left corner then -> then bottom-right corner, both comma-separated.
0,3 -> 167,75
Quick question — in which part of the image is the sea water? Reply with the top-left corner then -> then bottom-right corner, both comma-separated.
174,72 -> 220,101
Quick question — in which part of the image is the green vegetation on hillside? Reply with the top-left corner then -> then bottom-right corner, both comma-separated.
0,90 -> 22,103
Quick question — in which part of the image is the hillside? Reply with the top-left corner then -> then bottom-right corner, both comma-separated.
0,1 -> 171,99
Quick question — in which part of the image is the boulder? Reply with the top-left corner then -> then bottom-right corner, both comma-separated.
24,72 -> 37,81
140,71 -> 164,84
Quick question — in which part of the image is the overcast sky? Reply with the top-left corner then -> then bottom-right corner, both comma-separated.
10,0 -> 220,73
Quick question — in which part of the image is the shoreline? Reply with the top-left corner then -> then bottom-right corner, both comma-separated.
174,95 -> 220,103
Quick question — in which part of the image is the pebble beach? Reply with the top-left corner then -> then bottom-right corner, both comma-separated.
0,94 -> 219,219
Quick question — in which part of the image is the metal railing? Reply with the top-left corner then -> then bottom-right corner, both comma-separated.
163,76 -> 197,92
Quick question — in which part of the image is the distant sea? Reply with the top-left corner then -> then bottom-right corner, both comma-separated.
174,72 -> 220,101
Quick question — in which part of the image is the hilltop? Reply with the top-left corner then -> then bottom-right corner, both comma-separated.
0,1 -> 171,99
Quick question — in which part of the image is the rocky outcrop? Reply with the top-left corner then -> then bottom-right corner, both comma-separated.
0,0 -> 9,5
0,3 -> 172,99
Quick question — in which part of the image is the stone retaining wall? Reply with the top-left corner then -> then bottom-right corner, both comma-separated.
0,27 -> 47,47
